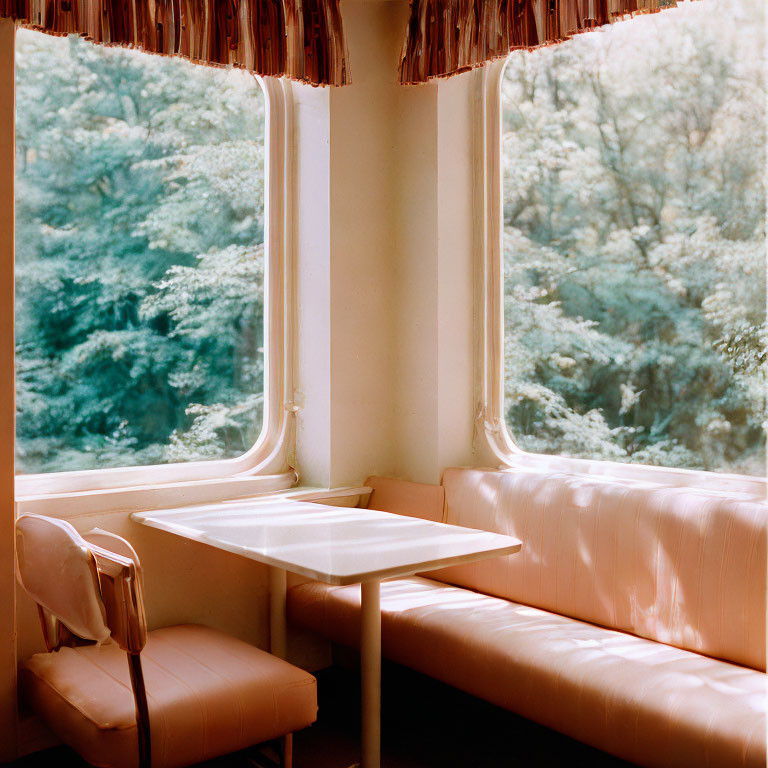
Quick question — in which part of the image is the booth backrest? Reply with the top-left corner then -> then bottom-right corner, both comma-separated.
365,476 -> 445,523
434,467 -> 767,671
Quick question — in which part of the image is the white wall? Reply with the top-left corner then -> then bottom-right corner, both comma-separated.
296,1 -> 406,488
393,72 -> 481,483
295,0 -> 485,488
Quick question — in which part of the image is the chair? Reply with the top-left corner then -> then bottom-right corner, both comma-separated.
15,514 -> 317,768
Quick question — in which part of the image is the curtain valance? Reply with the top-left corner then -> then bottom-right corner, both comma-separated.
399,0 -> 690,84
0,0 -> 349,86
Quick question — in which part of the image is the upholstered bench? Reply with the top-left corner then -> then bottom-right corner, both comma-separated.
288,469 -> 767,768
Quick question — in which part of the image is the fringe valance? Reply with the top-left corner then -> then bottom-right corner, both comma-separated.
399,0 -> 692,84
0,0 -> 349,86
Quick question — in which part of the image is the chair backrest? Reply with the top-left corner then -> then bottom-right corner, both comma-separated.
434,467 -> 767,672
16,516 -> 147,653
16,515 -> 111,644
365,476 -> 445,522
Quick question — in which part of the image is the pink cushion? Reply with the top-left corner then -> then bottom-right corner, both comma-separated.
288,576 -> 766,768
430,468 -> 767,671
21,624 -> 317,768
365,476 -> 445,522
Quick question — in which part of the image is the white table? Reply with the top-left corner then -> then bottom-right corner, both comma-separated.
132,499 -> 522,768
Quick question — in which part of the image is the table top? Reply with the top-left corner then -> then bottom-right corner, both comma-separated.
132,499 -> 522,585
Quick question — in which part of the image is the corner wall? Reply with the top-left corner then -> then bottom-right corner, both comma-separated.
295,1 -> 487,488
392,73 -> 481,483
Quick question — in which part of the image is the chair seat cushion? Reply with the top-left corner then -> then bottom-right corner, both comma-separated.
288,576 -> 766,768
21,624 -> 317,768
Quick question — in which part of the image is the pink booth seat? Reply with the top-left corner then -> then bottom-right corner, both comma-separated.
16,515 -> 317,768
289,576 -> 765,768
288,470 -> 767,768
364,475 -> 445,522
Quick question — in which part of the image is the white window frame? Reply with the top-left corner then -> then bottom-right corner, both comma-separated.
475,60 -> 767,495
8,31 -> 298,509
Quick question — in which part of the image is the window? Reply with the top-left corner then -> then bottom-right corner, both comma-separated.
500,0 -> 765,476
15,30 -> 269,476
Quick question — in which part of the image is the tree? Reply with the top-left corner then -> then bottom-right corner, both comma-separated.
15,32 -> 267,473
502,0 -> 766,475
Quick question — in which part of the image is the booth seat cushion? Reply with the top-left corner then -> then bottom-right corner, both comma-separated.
431,467 -> 767,671
365,475 -> 445,522
288,576 -> 766,768
21,624 -> 317,768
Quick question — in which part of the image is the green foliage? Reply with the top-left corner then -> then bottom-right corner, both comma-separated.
14,31 -> 266,474
502,0 -> 766,475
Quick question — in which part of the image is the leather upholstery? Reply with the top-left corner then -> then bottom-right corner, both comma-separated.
21,624 -> 318,768
288,576 -> 766,768
364,476 -> 445,522
16,515 -> 110,643
83,528 -> 143,571
432,467 -> 767,671
289,468 -> 767,767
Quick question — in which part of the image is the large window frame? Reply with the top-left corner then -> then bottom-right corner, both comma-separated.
5,29 -> 298,509
475,59 -> 766,495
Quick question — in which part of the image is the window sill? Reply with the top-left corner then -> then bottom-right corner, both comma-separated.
15,470 -> 300,518
16,475 -> 374,519
484,421 -> 767,498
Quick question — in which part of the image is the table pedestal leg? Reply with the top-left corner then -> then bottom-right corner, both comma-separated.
269,567 -> 287,659
360,579 -> 381,768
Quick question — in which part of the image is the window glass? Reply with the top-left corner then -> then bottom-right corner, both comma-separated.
501,0 -> 766,475
15,31 -> 267,474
